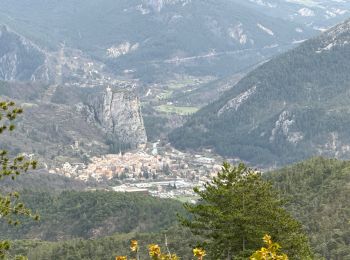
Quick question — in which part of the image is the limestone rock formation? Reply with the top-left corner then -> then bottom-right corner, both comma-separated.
0,25 -> 49,81
85,86 -> 147,149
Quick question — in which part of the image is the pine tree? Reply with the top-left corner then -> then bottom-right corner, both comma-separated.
179,163 -> 312,259
0,101 -> 38,259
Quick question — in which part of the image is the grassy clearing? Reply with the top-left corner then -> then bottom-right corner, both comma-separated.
166,76 -> 215,90
174,195 -> 199,203
155,105 -> 199,115
158,90 -> 174,100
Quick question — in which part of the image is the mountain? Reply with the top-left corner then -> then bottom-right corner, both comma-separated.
243,0 -> 350,31
2,0 -> 350,144
0,25 -> 130,85
1,0 -> 349,82
0,26 -> 147,167
170,18 -> 350,167
0,0 -> 318,80
0,26 -> 48,81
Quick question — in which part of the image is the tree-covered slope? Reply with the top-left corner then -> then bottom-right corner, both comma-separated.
0,170 -> 88,193
170,19 -> 350,167
268,157 -> 350,259
0,191 -> 186,241
10,226 -> 196,260
6,158 -> 350,259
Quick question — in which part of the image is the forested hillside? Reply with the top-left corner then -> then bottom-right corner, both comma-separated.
268,157 -> 350,259
0,191 -> 186,241
170,18 -> 350,167
3,158 -> 349,259
0,170 -> 88,193
11,226 -> 196,260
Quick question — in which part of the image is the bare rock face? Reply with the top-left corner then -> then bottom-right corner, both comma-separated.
0,25 -> 116,86
85,86 -> 147,149
144,0 -> 190,12
0,25 -> 48,81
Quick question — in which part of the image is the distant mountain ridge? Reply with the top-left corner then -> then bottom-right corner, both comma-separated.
170,18 -> 350,167
0,0 -> 319,80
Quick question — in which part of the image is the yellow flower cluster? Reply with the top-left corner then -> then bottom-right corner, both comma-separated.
148,243 -> 180,260
159,253 -> 179,260
250,235 -> 288,260
115,239 -> 205,260
148,244 -> 161,258
130,240 -> 139,252
193,248 -> 206,259
263,235 -> 273,246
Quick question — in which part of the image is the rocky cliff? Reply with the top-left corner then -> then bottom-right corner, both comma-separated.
0,25 -> 123,87
0,26 -> 148,166
0,25 -> 50,81
144,0 -> 190,12
83,86 -> 147,149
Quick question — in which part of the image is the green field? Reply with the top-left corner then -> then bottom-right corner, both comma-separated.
174,195 -> 199,203
155,105 -> 199,115
158,90 -> 174,100
166,76 -> 214,90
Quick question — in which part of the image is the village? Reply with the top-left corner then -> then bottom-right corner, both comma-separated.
50,142 -> 226,200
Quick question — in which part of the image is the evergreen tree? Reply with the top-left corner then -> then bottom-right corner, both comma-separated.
179,163 -> 312,259
0,101 -> 38,259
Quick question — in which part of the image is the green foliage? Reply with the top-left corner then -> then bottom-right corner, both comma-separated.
9,226 -> 196,260
179,163 -> 312,259
0,170 -> 88,193
267,157 -> 350,260
0,101 -> 38,259
0,191 -> 187,241
105,136 -> 131,154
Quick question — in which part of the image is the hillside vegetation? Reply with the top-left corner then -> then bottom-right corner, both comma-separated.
2,158 -> 349,259
268,157 -> 350,259
0,191 -> 186,241
10,226 -> 196,260
170,19 -> 350,167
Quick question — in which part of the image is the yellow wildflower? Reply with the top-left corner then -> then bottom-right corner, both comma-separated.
250,234 -> 288,260
160,254 -> 179,260
263,234 -> 272,245
116,256 -> 127,260
170,254 -> 179,260
149,244 -> 161,257
193,248 -> 206,259
130,240 -> 139,252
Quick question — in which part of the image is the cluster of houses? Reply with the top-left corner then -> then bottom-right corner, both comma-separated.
51,143 -> 224,199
